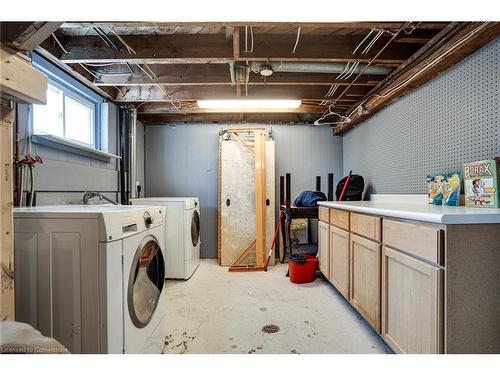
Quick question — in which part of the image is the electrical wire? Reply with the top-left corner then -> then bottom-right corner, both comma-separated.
78,63 -> 101,80
250,26 -> 254,53
158,86 -> 181,110
111,27 -> 137,54
362,30 -> 383,54
244,26 -> 248,52
292,26 -> 302,54
337,62 -> 351,79
376,22 -> 490,100
316,21 -> 413,126
352,29 -> 374,55
344,62 -> 360,80
51,33 -> 70,55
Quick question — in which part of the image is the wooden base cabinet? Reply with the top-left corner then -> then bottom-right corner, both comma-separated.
318,220 -> 330,277
350,234 -> 381,332
329,225 -> 350,300
382,246 -> 443,354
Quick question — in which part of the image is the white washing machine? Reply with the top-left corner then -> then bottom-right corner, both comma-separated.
131,197 -> 200,279
13,205 -> 168,354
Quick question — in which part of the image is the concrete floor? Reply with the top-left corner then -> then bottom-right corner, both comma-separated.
162,259 -> 392,354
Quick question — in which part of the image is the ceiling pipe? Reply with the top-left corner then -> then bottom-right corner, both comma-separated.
250,61 -> 392,76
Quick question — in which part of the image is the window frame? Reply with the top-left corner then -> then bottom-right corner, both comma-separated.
31,58 -> 103,150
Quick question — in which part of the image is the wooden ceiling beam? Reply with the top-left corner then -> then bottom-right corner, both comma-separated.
138,112 -> 323,125
333,22 -> 500,135
43,33 -> 417,65
59,22 -> 449,30
0,22 -> 62,51
114,85 -> 368,102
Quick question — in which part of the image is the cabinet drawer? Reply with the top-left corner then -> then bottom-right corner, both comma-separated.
350,213 -> 381,242
383,219 -> 444,265
330,209 -> 349,231
319,206 -> 330,223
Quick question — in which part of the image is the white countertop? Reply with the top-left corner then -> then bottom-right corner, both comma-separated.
318,200 -> 500,224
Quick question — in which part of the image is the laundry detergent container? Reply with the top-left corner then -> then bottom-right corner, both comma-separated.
288,254 -> 318,284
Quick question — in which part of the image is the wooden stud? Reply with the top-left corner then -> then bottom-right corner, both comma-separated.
254,129 -> 266,267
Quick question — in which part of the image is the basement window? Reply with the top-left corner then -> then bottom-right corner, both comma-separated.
33,82 -> 96,147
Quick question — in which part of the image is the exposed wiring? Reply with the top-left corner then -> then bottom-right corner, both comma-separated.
334,22 -> 411,106
325,84 -> 339,97
143,64 -> 158,79
376,22 -> 490,100
135,63 -> 157,80
316,21 -> 413,127
292,26 -> 302,54
78,63 -> 101,80
344,61 -> 360,80
403,22 -> 422,35
337,62 -> 351,79
51,33 -> 70,55
114,85 -> 126,97
158,86 -> 181,110
111,27 -> 137,54
250,26 -> 254,53
362,30 -> 383,54
93,27 -> 120,51
244,26 -> 248,53
352,29 -> 374,55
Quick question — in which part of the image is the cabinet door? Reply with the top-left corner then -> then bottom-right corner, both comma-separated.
318,220 -> 330,277
382,246 -> 443,354
329,225 -> 350,299
350,234 -> 381,332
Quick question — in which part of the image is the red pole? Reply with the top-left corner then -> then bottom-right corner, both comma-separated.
264,211 -> 282,271
338,171 -> 352,202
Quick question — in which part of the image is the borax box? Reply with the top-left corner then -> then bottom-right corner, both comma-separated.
463,158 -> 500,208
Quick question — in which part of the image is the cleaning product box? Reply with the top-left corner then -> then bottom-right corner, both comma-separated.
463,158 -> 500,208
427,173 -> 462,206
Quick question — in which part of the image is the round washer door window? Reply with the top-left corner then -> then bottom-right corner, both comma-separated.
128,235 -> 165,328
191,210 -> 200,247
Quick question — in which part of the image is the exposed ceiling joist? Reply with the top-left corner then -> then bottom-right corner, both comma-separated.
333,22 -> 500,135
44,34 -> 415,65
138,112 -> 323,125
114,85 -> 368,102
59,22 -> 449,30
0,22 -> 62,51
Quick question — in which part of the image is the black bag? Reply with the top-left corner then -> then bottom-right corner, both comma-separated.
293,190 -> 327,207
336,174 -> 364,201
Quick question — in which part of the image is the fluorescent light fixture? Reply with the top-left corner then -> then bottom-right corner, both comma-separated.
197,99 -> 301,110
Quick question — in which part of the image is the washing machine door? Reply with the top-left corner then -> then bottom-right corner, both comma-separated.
127,235 -> 165,328
191,210 -> 200,247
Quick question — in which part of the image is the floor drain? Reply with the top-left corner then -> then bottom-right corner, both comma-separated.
262,324 -> 280,334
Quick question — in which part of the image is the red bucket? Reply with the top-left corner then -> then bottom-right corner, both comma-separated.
288,254 -> 318,284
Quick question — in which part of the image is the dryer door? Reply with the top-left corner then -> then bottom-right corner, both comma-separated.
191,210 -> 200,247
127,235 -> 165,328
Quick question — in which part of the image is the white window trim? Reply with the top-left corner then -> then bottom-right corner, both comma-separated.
33,80 -> 97,148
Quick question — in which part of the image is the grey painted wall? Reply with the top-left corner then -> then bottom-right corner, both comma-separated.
16,102 -> 120,205
145,124 -> 343,259
343,37 -> 500,195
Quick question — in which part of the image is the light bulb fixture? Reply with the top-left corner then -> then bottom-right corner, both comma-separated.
197,99 -> 301,110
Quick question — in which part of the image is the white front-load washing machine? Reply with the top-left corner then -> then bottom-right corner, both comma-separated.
131,197 -> 200,279
14,205 -> 168,354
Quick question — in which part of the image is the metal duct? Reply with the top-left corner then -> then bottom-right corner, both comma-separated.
250,61 -> 392,76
